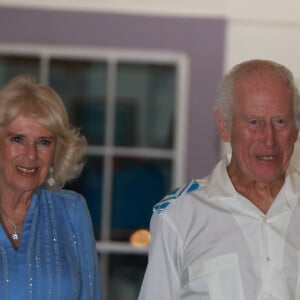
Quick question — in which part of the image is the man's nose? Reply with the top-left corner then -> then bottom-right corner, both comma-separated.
263,123 -> 276,147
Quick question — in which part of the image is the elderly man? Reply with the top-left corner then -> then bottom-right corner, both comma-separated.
138,60 -> 300,299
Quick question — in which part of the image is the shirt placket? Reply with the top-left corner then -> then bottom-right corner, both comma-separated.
260,216 -> 275,300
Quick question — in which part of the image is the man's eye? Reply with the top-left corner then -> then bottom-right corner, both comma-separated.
275,118 -> 284,124
249,119 -> 258,125
273,118 -> 288,127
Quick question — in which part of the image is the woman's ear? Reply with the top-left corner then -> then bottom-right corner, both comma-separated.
214,110 -> 231,142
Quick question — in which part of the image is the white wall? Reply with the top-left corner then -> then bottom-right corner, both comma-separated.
1,0 -> 300,19
223,2 -> 300,170
0,0 -> 226,16
2,0 -> 300,73
2,0 -> 300,168
2,0 -> 300,72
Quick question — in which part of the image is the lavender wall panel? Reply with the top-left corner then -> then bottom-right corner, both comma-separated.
0,7 -> 225,180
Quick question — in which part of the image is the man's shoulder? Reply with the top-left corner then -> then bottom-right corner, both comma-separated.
153,178 -> 207,213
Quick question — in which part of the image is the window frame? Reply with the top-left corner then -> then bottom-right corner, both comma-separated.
0,43 -> 190,254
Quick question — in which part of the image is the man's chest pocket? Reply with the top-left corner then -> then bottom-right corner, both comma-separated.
182,252 -> 245,300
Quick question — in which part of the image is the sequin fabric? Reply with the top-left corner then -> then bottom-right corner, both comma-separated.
0,187 -> 101,299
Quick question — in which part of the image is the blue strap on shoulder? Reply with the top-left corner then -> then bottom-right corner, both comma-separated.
153,179 -> 200,213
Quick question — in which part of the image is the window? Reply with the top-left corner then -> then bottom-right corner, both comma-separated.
0,43 -> 189,299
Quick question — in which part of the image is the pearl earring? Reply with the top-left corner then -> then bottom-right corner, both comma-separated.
47,166 -> 55,186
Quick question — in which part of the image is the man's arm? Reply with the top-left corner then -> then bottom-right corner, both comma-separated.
138,212 -> 182,300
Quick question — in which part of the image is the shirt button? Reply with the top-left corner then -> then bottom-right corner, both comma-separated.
262,292 -> 274,299
262,216 -> 268,223
266,256 -> 271,262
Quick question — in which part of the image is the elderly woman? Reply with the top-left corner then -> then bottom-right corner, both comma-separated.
0,74 -> 101,299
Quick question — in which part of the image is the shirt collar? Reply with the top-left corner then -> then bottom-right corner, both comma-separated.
207,154 -> 300,215
207,154 -> 235,199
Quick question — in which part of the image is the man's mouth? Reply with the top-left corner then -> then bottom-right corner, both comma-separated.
258,155 -> 275,161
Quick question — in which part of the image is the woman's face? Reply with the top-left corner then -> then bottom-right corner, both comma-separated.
0,114 -> 56,195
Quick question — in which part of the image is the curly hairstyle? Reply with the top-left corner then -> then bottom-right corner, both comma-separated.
215,59 -> 300,129
0,74 -> 87,190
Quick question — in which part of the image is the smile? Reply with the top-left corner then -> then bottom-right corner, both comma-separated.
258,156 -> 275,161
16,166 -> 37,173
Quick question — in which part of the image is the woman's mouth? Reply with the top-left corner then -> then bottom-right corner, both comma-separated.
16,166 -> 37,173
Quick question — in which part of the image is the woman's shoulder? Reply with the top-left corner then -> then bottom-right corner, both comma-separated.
38,187 -> 87,212
51,188 -> 84,200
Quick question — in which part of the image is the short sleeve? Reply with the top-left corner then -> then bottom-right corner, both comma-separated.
138,211 -> 182,300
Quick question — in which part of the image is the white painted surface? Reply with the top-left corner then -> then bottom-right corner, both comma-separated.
2,0 -> 300,168
224,17 -> 300,171
0,0 -> 226,16
1,0 -> 300,22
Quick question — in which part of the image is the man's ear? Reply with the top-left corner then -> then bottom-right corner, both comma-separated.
214,110 -> 231,142
293,128 -> 299,143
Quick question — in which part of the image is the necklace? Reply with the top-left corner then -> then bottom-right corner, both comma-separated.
0,208 -> 20,241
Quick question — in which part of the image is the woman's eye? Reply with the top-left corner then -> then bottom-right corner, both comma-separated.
10,136 -> 23,143
38,139 -> 52,147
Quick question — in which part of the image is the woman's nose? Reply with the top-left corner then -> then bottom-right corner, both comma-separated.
25,142 -> 38,160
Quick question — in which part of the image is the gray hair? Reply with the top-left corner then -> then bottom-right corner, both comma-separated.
214,59 -> 300,129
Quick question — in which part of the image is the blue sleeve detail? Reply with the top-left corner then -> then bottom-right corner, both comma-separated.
153,180 -> 200,213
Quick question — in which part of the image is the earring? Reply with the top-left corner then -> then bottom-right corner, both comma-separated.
47,166 -> 55,186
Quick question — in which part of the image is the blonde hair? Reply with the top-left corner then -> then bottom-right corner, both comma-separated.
0,74 -> 87,190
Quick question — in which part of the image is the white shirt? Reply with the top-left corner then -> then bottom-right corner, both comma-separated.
138,157 -> 300,300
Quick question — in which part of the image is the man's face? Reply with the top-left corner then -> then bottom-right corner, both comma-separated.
220,75 -> 299,184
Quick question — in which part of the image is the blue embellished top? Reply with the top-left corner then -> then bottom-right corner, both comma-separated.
0,187 -> 101,300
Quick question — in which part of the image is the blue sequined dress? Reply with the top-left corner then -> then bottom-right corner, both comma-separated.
0,187 -> 101,299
